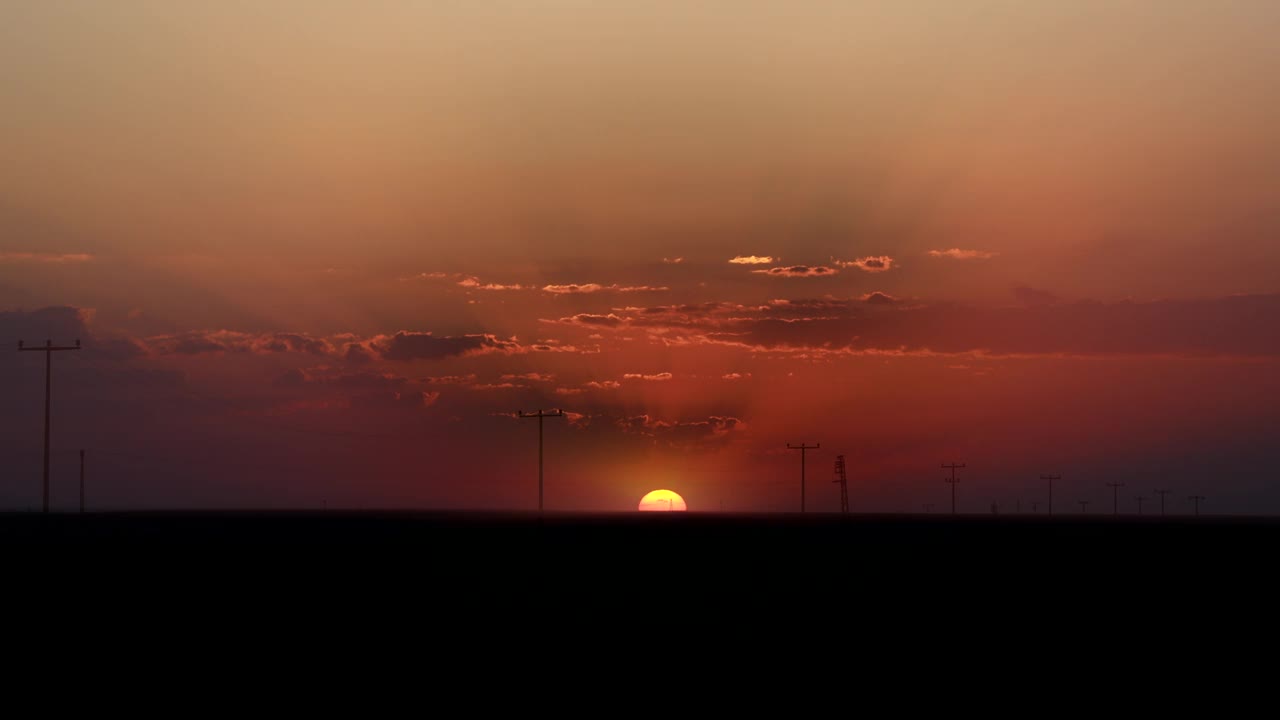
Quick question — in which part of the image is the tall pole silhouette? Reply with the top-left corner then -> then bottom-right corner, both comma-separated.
1135,496 -> 1145,515
1188,495 -> 1206,516
787,443 -> 819,512
79,449 -> 85,514
1040,475 -> 1060,516
1106,482 -> 1124,515
1155,489 -> 1172,516
833,455 -> 849,514
518,409 -> 565,511
18,339 -> 81,513
942,463 -> 965,515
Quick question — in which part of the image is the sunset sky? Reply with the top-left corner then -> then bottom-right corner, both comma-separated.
2,1 -> 1278,513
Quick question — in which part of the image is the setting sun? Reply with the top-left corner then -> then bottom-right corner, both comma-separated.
638,490 -> 687,512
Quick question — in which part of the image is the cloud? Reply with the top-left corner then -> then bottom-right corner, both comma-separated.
546,294 -> 1280,358
421,391 -> 441,407
423,374 -> 478,385
861,292 -> 900,305
584,380 -> 622,389
835,256 -> 895,273
552,313 -> 628,328
371,332 -> 520,361
501,372 -> 555,382
344,342 -> 374,365
554,387 -> 586,395
729,255 -> 776,265
623,372 -> 673,381
144,331 -> 333,356
458,277 -> 525,290
542,283 -> 668,294
616,414 -> 745,447
0,252 -> 94,264
928,248 -> 998,260
721,372 -> 752,380
401,272 -> 449,281
752,265 -> 838,278
662,257 -> 684,264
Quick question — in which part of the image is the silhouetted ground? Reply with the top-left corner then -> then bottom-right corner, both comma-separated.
6,511 -> 1273,632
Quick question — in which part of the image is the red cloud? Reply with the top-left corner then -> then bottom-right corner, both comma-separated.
458,277 -> 525,290
623,372 -> 673,381
371,332 -> 520,361
752,265 -> 838,278
928,248 -> 998,260
729,255 -> 776,264
542,284 -> 668,294
835,256 -> 895,273
0,252 -> 94,264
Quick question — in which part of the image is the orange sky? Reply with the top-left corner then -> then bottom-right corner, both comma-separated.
2,2 -> 1278,513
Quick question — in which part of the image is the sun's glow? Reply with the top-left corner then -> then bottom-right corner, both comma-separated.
638,489 -> 687,511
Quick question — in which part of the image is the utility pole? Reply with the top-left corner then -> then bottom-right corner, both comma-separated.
1040,475 -> 1060,516
518,409 -> 565,512
1106,481 -> 1124,515
1078,500 -> 1089,514
787,443 -> 819,512
1189,495 -> 1206,516
1031,501 -> 1039,513
79,449 -> 85,514
923,503 -> 934,514
1155,489 -> 1172,516
942,463 -> 965,515
832,455 -> 849,514
18,338 -> 81,513
1135,496 -> 1145,515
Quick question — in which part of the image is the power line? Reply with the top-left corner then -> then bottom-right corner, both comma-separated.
18,338 -> 81,513
518,409 -> 565,512
942,463 -> 965,515
1188,495 -> 1206,516
1106,481 -> 1124,515
787,443 -> 819,513
832,454 -> 849,515
1040,475 -> 1061,516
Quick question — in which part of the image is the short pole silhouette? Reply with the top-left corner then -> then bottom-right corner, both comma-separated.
1188,495 -> 1206,516
79,449 -> 85,514
787,443 -> 819,512
18,338 -> 81,513
1078,500 -> 1090,514
942,463 -> 965,515
1031,501 -> 1039,513
518,409 -> 565,512
1040,474 -> 1060,516
1135,496 -> 1145,515
1155,489 -> 1173,516
923,503 -> 934,513
1106,481 -> 1124,515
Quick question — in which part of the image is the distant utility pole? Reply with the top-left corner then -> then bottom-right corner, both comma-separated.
832,455 -> 849,514
18,338 -> 81,514
1106,481 -> 1124,515
923,503 -> 934,514
1078,500 -> 1090,514
1155,489 -> 1173,516
79,449 -> 85,514
787,443 -> 819,512
1031,501 -> 1039,513
942,463 -> 965,515
1040,475 -> 1061,516
1189,495 -> 1206,516
518,409 -> 565,512
1135,496 -> 1145,515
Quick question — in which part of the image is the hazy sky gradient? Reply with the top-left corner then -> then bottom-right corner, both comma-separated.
2,2 -> 1277,512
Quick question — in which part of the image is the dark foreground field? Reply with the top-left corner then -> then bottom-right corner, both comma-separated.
5,510 -> 1275,573
6,512 -> 1275,628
